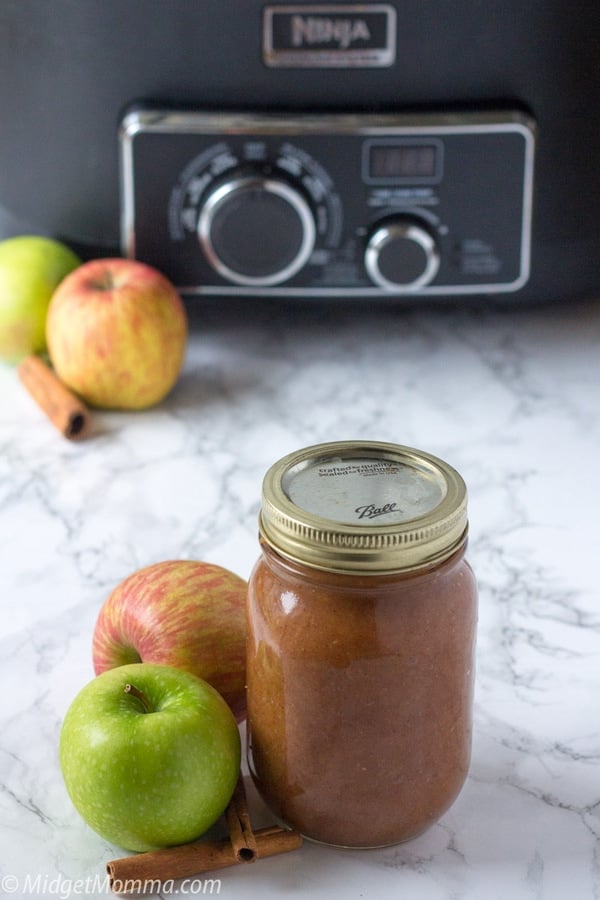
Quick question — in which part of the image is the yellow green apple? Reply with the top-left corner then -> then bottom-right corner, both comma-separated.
0,235 -> 81,363
59,663 -> 241,851
92,560 -> 248,721
46,257 -> 188,409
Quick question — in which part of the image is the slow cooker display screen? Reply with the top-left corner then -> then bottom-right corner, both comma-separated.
368,142 -> 441,181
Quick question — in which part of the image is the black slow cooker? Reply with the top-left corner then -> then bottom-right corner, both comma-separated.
1,1 -> 598,302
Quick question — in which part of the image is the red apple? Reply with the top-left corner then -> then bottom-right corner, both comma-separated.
92,560 -> 248,721
46,258 -> 187,409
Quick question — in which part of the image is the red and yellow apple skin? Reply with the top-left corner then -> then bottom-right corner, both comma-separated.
92,560 -> 248,721
46,257 -> 187,410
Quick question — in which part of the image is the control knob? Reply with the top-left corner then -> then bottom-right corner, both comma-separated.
198,172 -> 316,286
365,218 -> 440,291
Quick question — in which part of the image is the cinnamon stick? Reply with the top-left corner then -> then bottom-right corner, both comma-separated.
107,825 -> 302,890
18,355 -> 91,440
225,776 -> 258,862
107,776 -> 301,891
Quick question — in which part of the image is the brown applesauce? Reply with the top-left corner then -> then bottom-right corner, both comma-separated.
246,441 -> 478,848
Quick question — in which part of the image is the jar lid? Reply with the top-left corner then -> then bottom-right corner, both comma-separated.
259,440 -> 468,574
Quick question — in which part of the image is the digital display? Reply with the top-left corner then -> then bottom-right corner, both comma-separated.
368,142 -> 440,181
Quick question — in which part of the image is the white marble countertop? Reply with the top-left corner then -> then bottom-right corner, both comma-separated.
1,296 -> 599,900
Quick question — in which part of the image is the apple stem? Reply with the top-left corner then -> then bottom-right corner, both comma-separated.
90,268 -> 116,291
124,683 -> 152,713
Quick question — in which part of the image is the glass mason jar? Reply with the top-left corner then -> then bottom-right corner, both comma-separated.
246,441 -> 478,849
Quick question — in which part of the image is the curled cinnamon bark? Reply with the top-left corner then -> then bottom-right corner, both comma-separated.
225,775 -> 258,862
18,355 -> 90,440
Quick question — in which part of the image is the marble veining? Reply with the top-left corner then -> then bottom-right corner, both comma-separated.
1,297 -> 599,899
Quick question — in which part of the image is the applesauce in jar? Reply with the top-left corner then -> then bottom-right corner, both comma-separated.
246,441 -> 477,848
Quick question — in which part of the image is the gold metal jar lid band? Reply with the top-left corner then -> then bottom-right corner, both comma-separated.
259,441 -> 468,575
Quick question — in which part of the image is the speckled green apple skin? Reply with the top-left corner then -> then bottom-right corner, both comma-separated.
0,235 -> 80,363
59,663 -> 241,851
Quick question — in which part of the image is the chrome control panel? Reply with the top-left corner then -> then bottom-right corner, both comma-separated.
120,109 -> 535,297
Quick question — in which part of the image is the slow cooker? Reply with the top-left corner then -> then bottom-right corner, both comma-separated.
1,1 -> 598,302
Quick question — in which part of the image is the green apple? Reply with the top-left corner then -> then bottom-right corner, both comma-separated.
59,663 -> 241,851
0,235 -> 81,363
